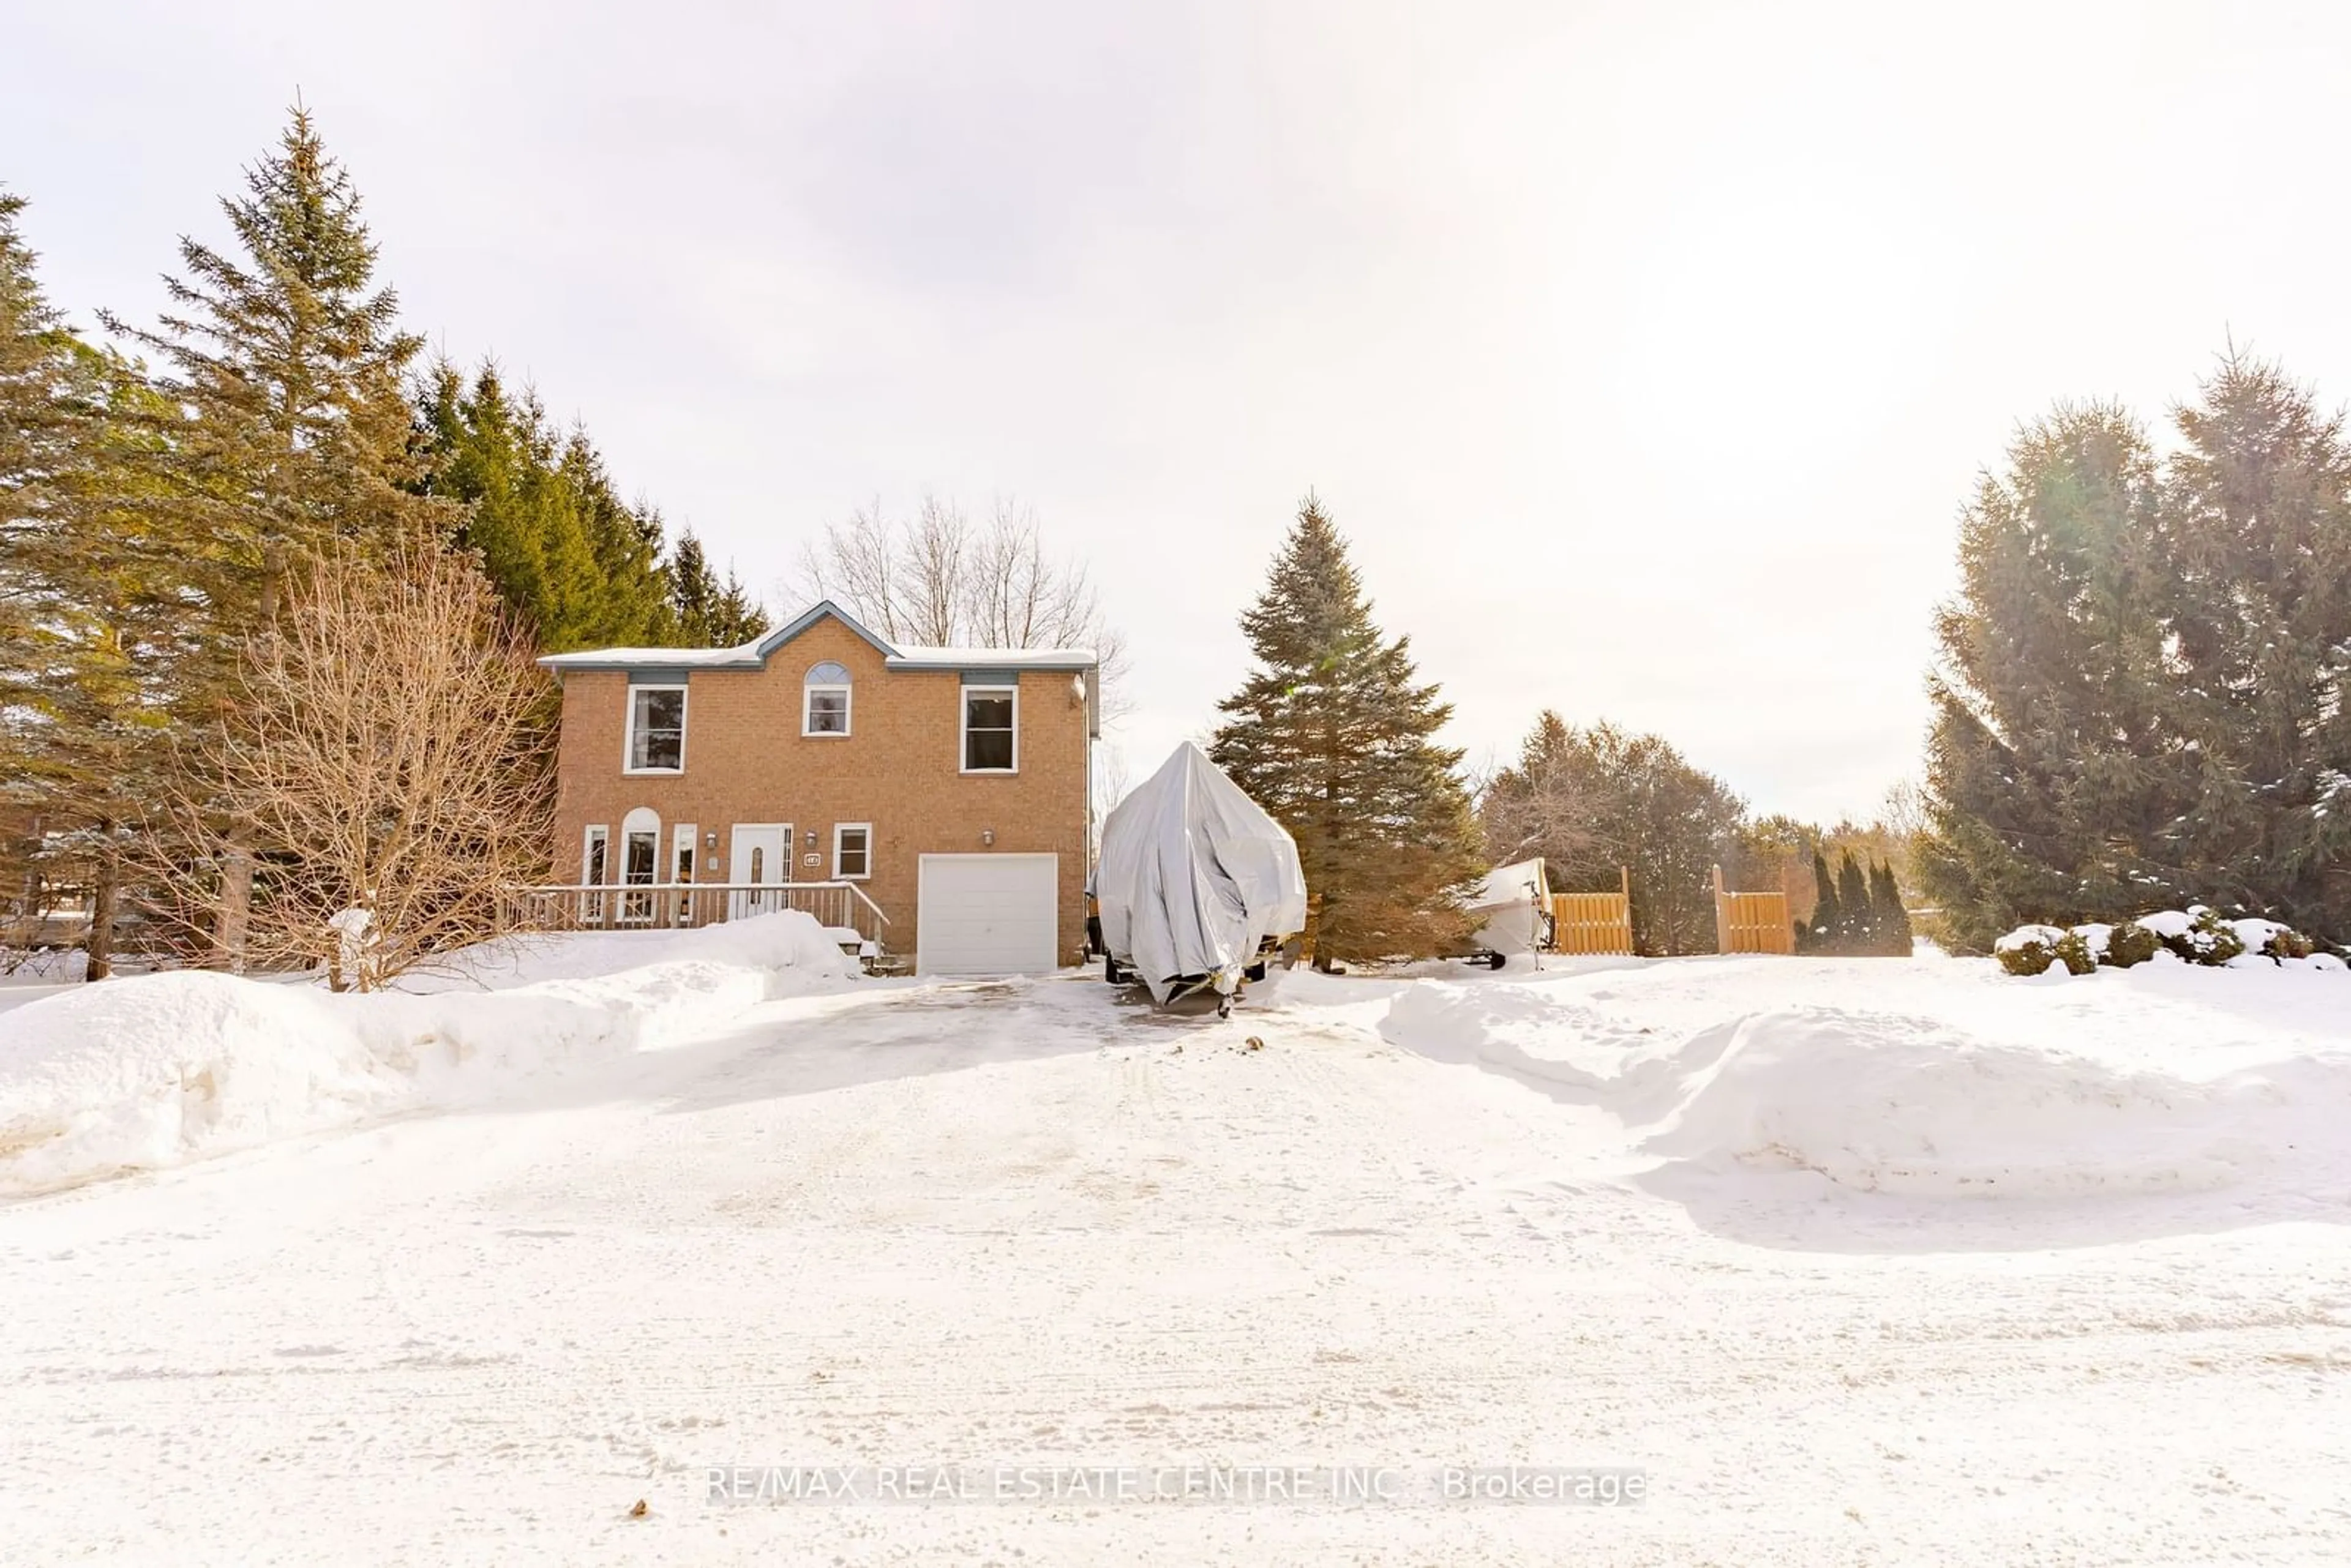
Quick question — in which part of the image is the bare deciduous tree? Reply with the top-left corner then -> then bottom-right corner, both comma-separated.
786,495 -> 1129,711
161,543 -> 555,989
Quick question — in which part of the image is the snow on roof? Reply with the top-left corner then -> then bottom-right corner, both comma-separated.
536,600 -> 1097,673
883,645 -> 1098,669
537,640 -> 767,670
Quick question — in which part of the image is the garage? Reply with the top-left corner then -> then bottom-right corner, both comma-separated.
915,853 -> 1060,975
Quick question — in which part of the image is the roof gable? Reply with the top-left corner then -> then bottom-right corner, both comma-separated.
749,599 -> 899,662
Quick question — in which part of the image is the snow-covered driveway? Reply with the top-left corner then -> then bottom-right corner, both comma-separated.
6,956 -> 2350,1564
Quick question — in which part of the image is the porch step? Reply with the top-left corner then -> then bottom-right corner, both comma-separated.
820,925 -> 863,949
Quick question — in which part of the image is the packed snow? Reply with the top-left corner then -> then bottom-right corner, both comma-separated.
4,939 -> 2348,1564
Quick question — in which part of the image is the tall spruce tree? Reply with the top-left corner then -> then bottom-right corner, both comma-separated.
2161,354 -> 2351,927
1918,402 -> 2192,950
105,103 -> 453,587
101,103 -> 457,970
1210,495 -> 1483,966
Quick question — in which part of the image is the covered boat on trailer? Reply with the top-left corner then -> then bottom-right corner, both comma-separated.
1087,743 -> 1309,1015
1453,857 -> 1556,969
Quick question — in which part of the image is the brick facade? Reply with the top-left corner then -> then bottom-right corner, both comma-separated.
548,611 -> 1093,967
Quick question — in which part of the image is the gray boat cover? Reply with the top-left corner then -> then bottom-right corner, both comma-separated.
1093,743 -> 1310,1003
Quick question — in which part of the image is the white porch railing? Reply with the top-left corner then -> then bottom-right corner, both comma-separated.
503,881 -> 891,948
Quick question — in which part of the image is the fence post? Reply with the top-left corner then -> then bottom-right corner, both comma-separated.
1711,865 -> 1728,955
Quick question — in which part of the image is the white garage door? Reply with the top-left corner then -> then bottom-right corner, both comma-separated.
916,853 -> 1060,975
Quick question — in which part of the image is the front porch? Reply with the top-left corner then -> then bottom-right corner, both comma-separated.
502,880 -> 902,972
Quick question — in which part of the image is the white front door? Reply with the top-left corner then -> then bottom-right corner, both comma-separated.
730,823 -> 791,918
917,853 -> 1059,975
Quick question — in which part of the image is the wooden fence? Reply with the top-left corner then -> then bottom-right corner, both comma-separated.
1712,865 -> 1793,955
1550,868 -> 1633,956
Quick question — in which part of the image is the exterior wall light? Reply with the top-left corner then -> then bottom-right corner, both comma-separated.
981,828 -> 996,847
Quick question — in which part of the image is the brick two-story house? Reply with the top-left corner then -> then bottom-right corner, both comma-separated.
540,601 -> 1098,973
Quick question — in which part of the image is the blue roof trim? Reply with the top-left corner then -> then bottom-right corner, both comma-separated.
625,668 -> 694,685
957,668 -> 1026,685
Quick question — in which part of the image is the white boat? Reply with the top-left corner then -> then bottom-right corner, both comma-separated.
1458,858 -> 1555,968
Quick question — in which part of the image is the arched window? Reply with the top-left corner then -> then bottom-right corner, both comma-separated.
619,807 -> 660,925
803,661 -> 852,736
621,807 -> 661,880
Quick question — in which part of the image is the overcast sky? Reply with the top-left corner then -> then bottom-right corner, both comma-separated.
11,1 -> 2351,820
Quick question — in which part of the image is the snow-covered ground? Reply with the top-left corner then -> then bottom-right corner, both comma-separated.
4,939 -> 2349,1564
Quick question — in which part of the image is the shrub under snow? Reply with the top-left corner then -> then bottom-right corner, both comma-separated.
1995,908 -> 2336,977
2137,907 -> 2246,966
1992,925 -> 2070,977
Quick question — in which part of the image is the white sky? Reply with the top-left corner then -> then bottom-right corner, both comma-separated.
11,0 -> 2351,821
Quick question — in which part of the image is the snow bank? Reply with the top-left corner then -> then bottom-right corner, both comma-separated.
1378,981 -> 1703,1112
396,915 -> 853,992
1640,1008 -> 2339,1198
1374,970 -> 2351,1201
0,913 -> 853,1196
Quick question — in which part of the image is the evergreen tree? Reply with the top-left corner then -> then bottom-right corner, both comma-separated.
0,192 -> 190,976
105,103 -> 454,592
99,103 -> 459,970
1922,356 -> 2351,948
1869,859 -> 1914,956
417,359 -> 609,650
1211,495 -> 1485,966
2161,354 -> 2351,928
557,431 -> 678,647
1802,849 -> 1842,953
0,189 -> 84,530
667,527 -> 769,645
669,528 -> 716,641
1836,849 -> 1873,952
1918,403 -> 2192,949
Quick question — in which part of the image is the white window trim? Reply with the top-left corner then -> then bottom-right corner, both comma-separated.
833,822 -> 874,881
960,685 -> 1019,774
582,824 -> 610,883
802,681 -> 852,738
672,822 -> 698,884
623,683 -> 688,775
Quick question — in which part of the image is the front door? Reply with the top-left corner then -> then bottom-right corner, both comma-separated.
729,823 -> 791,919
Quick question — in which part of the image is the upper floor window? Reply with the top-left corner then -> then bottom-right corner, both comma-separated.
962,686 -> 1017,772
625,685 -> 686,773
804,661 -> 852,737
